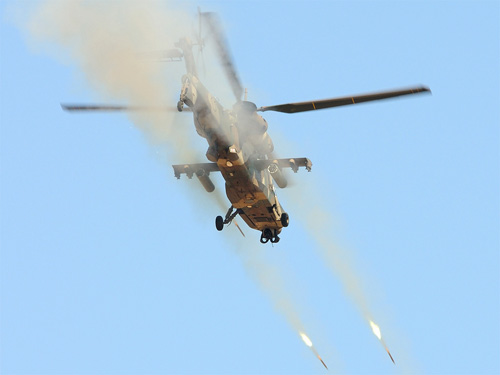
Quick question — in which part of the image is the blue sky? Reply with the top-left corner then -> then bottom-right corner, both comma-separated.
1,1 -> 499,374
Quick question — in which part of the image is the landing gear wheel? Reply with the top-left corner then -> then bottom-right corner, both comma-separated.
280,212 -> 289,227
215,215 -> 224,231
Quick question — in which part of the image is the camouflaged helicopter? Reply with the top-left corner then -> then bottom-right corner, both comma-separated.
63,12 -> 430,244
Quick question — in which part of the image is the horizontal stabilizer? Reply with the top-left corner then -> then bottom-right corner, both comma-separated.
172,162 -> 220,179
253,158 -> 312,173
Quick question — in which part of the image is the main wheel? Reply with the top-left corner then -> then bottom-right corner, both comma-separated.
280,212 -> 289,227
215,216 -> 224,231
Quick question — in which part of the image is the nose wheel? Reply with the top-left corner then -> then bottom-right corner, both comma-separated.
260,228 -> 280,244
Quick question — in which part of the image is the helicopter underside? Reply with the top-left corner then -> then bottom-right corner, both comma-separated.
221,167 -> 283,228
218,160 -> 288,243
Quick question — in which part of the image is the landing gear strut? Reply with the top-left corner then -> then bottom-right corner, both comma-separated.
260,228 -> 280,244
215,206 -> 242,231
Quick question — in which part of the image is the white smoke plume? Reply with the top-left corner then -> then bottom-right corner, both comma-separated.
281,177 -> 420,370
227,234 -> 337,371
26,0 -> 200,163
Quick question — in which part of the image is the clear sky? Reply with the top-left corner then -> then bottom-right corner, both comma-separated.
1,1 -> 499,374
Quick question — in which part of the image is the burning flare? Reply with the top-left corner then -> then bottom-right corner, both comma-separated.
299,332 -> 328,370
369,320 -> 395,364
369,320 -> 382,340
300,332 -> 313,347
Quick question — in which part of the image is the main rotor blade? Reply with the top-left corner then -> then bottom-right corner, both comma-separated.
257,86 -> 431,114
61,104 -> 190,112
202,12 -> 244,101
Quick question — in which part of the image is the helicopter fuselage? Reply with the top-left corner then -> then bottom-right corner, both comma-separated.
178,71 -> 289,240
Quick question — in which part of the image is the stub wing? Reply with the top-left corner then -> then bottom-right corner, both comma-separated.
172,158 -> 312,178
172,162 -> 220,179
172,162 -> 221,193
253,157 -> 312,173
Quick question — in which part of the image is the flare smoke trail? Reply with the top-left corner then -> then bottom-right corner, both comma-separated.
229,236 -> 333,371
283,179 -> 400,365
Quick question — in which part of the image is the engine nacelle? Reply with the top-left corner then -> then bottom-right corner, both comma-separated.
234,101 -> 274,155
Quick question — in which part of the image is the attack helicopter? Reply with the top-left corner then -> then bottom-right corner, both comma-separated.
62,11 -> 430,244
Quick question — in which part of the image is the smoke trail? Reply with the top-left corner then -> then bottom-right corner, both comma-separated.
23,0 -> 239,231
226,233 -> 337,371
280,177 -> 420,370
271,133 -> 378,319
292,182 -> 380,314
26,0 -> 200,163
304,203 -> 373,321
